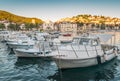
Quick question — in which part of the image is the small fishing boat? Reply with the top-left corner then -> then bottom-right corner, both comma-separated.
52,34 -> 118,69
8,40 -> 35,49
14,41 -> 60,58
7,34 -> 35,49
0,30 -> 11,42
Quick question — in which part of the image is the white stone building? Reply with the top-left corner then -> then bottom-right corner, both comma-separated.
0,20 -> 10,30
59,22 -> 77,35
42,20 -> 54,31
19,24 -> 25,30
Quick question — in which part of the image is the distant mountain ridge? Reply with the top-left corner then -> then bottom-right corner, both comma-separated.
0,10 -> 43,24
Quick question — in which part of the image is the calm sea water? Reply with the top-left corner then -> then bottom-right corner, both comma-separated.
1,32 -> 120,81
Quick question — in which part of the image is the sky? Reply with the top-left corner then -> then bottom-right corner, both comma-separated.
0,0 -> 120,21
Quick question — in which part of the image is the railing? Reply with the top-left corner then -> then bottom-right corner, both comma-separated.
84,45 -> 89,57
71,44 -> 78,58
37,41 -> 104,58
53,43 -> 103,58
95,45 -> 98,56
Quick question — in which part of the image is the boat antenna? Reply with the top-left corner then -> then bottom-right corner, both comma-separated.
56,43 -> 63,81
38,40 -> 41,53
114,30 -> 116,45
43,40 -> 45,56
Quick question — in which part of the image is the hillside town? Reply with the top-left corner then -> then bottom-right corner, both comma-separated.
1,15 -> 120,36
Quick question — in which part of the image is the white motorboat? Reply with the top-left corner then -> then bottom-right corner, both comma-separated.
14,41 -> 60,58
52,34 -> 118,69
7,34 -> 35,49
6,33 -> 30,43
8,41 -> 34,49
0,30 -> 11,42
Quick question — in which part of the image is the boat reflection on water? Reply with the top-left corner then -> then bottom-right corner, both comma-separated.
48,58 -> 118,81
15,58 -> 57,70
15,58 -> 57,81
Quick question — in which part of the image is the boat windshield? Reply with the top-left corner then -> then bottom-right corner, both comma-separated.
72,38 -> 79,44
91,39 -> 98,46
72,37 -> 99,46
39,41 -> 51,51
79,38 -> 91,45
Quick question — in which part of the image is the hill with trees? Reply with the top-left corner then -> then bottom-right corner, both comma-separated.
57,14 -> 120,25
57,14 -> 120,31
0,10 -> 43,24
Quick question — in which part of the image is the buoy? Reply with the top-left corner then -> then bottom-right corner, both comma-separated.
103,53 -> 108,61
117,48 -> 120,54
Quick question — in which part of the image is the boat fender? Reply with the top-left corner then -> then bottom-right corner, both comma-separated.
34,53 -> 37,55
46,51 -> 51,54
117,48 -> 119,52
97,55 -> 101,64
113,48 -> 118,56
49,42 -> 53,47
117,48 -> 120,54
116,47 -> 119,55
6,43 -> 8,45
103,53 -> 108,61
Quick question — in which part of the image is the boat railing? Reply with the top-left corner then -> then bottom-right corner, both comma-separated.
36,41 -> 53,55
84,45 -> 89,57
37,40 -> 109,57
70,44 -> 78,58
95,45 -> 99,56
53,43 -> 103,58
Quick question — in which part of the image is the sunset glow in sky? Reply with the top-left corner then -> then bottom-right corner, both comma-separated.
0,0 -> 119,21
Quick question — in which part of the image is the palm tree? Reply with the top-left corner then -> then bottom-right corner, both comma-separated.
0,23 -> 5,30
34,23 -> 40,30
25,23 -> 36,31
100,23 -> 105,30
7,23 -> 16,31
15,24 -> 21,31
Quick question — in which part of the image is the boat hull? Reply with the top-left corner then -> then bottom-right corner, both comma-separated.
8,44 -> 33,49
14,49 -> 56,59
15,50 -> 39,57
53,53 -> 117,69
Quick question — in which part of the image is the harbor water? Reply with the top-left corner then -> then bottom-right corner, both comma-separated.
1,32 -> 120,81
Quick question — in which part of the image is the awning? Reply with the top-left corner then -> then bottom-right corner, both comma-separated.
96,34 -> 113,42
